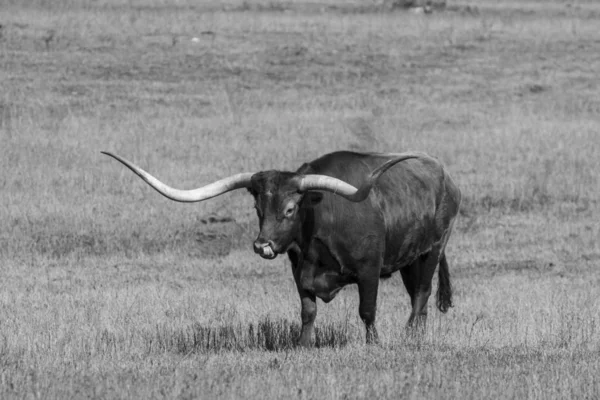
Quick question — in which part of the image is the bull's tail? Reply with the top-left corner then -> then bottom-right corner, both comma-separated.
436,253 -> 453,313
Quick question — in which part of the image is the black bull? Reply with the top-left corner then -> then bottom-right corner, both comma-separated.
103,151 -> 461,346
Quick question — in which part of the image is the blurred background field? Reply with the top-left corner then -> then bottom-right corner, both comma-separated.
1,0 -> 599,398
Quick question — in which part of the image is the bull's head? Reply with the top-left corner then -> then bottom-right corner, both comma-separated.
102,152 -> 418,259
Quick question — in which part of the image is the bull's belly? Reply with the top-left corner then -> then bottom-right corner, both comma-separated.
381,236 -> 439,277
380,263 -> 402,277
302,270 -> 355,303
381,254 -> 420,276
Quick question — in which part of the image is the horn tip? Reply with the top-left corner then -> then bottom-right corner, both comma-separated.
101,151 -> 122,162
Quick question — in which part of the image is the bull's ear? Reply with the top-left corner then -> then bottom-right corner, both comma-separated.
304,192 -> 323,206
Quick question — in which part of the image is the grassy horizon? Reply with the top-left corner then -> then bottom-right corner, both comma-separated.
1,1 -> 599,398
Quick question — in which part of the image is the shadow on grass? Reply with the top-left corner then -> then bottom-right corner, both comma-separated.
145,318 -> 349,354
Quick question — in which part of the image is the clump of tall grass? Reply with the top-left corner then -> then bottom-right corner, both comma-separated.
139,318 -> 349,354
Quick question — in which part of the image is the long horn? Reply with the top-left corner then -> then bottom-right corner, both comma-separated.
101,152 -> 253,203
295,153 -> 421,202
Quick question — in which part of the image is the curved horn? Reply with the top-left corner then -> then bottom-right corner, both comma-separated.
101,152 -> 253,203
295,153 -> 421,202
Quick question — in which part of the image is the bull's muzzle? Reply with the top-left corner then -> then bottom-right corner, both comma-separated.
253,239 -> 277,259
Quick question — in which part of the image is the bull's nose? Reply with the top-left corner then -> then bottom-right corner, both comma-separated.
253,239 -> 277,259
253,239 -> 274,254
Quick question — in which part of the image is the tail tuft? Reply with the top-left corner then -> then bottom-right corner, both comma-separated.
436,253 -> 453,313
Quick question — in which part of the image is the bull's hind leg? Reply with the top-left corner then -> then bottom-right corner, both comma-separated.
400,262 -> 417,311
400,250 -> 441,335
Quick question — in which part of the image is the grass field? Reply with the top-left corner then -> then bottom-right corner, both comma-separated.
1,0 -> 600,398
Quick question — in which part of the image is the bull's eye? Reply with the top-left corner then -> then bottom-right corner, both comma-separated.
283,204 -> 295,218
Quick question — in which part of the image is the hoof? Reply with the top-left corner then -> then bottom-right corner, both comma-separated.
296,337 -> 315,349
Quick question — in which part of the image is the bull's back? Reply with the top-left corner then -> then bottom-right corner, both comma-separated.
298,151 -> 460,267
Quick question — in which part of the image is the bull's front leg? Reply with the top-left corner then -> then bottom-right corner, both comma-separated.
357,272 -> 380,344
353,240 -> 384,344
297,291 -> 317,347
289,249 -> 317,348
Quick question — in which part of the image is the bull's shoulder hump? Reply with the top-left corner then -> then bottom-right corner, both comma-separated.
296,151 -> 445,180
302,151 -> 437,168
297,151 -> 371,176
296,162 -> 313,175
372,151 -> 437,164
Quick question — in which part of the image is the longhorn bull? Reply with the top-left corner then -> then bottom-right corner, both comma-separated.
103,151 -> 461,346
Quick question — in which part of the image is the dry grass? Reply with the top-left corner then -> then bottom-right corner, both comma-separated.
1,0 -> 599,398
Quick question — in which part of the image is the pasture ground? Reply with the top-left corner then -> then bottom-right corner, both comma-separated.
1,0 -> 599,398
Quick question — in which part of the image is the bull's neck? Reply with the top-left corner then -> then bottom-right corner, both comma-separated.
297,206 -> 316,251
